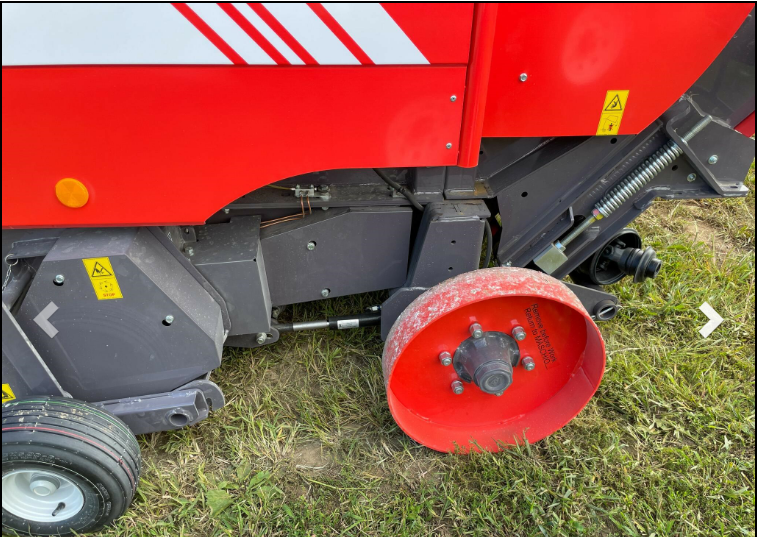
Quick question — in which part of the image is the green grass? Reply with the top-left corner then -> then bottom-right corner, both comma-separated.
95,165 -> 754,536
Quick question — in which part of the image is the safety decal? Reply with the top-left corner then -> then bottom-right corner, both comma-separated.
82,257 -> 124,300
2,383 -> 16,403
596,90 -> 629,136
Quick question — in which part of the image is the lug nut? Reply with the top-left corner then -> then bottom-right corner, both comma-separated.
439,351 -> 453,366
53,274 -> 65,286
307,241 -> 316,251
451,380 -> 464,395
511,326 -> 526,341
256,332 -> 267,344
521,356 -> 536,371
469,323 -> 483,339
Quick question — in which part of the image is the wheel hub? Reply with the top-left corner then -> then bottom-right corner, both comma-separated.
2,469 -> 84,523
453,331 -> 519,395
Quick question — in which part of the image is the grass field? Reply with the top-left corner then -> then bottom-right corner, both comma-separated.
95,166 -> 755,536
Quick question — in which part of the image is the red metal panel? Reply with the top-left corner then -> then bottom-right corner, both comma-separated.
482,3 -> 753,137
380,3 -> 474,64
2,66 -> 465,228
456,4 -> 498,168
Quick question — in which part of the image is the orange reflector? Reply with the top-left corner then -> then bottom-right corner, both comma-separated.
55,178 -> 89,208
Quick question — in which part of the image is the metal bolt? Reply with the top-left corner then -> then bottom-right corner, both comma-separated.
321,206 -> 329,211
307,241 -> 316,251
164,315 -> 174,325
53,274 -> 65,286
186,247 -> 194,257
511,326 -> 527,341
451,380 -> 464,395
708,155 -> 718,165
519,73 -> 528,82
469,322 -> 484,339
446,143 -> 453,149
223,208 -> 230,214
687,173 -> 696,182
321,288 -> 330,298
521,356 -> 536,371
495,391 -> 504,397
450,95 -> 457,102
256,332 -> 267,344
439,351 -> 453,366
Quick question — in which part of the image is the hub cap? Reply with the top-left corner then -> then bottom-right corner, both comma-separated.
383,268 -> 606,453
2,469 -> 85,522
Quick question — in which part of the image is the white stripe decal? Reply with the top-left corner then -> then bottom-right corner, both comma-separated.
188,3 -> 275,65
232,3 -> 304,65
262,3 -> 359,65
322,3 -> 428,65
1,3 -> 231,66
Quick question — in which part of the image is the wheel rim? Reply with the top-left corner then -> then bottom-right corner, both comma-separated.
2,469 -> 85,522
383,267 -> 606,453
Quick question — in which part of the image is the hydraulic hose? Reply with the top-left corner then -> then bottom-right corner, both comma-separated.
373,168 -> 424,212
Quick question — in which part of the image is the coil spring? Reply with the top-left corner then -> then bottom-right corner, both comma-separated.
595,140 -> 683,218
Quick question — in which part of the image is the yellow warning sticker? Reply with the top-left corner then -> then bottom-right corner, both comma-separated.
82,257 -> 123,300
2,383 -> 16,403
596,90 -> 629,136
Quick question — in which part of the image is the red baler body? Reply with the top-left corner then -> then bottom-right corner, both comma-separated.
1,2 -> 753,228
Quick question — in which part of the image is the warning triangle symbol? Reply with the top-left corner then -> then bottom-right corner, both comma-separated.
91,262 -> 113,278
2,386 -> 14,401
604,94 -> 623,111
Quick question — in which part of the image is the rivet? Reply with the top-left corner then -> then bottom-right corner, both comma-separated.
450,95 -> 457,102
708,155 -> 718,165
687,173 -> 697,182
53,274 -> 65,286
307,241 -> 316,251
446,143 -> 453,149
519,73 -> 528,82
164,315 -> 174,325
321,288 -> 330,298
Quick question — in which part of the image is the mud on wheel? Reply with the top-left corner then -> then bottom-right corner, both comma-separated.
2,396 -> 141,537
383,268 -> 606,452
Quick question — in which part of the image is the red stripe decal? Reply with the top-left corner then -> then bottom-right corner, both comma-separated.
247,3 -> 318,65
218,3 -> 289,65
3,426 -> 136,491
172,3 -> 247,65
307,3 -> 374,65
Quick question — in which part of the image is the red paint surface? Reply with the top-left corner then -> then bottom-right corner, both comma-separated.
308,3 -> 373,65
383,268 -> 606,453
482,3 -> 753,137
457,3 -> 498,168
2,66 -> 466,228
381,3 -> 474,65
734,112 -> 755,137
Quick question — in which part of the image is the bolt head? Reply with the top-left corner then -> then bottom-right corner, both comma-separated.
451,380 -> 464,395
321,288 -> 330,298
307,241 -> 316,251
522,356 -> 536,371
519,73 -> 528,82
186,247 -> 194,256
439,351 -> 453,366
708,155 -> 718,165
256,332 -> 267,344
450,95 -> 457,102
223,208 -> 230,214
53,274 -> 65,285
469,322 -> 484,339
495,391 -> 504,397
446,143 -> 453,149
511,326 -> 527,341
687,173 -> 697,182
164,315 -> 174,325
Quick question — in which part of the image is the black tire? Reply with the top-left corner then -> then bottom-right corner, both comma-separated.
2,396 -> 141,536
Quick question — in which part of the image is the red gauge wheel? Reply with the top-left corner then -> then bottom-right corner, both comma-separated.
383,268 -> 606,453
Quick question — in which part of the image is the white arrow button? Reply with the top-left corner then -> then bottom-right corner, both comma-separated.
698,302 -> 723,338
